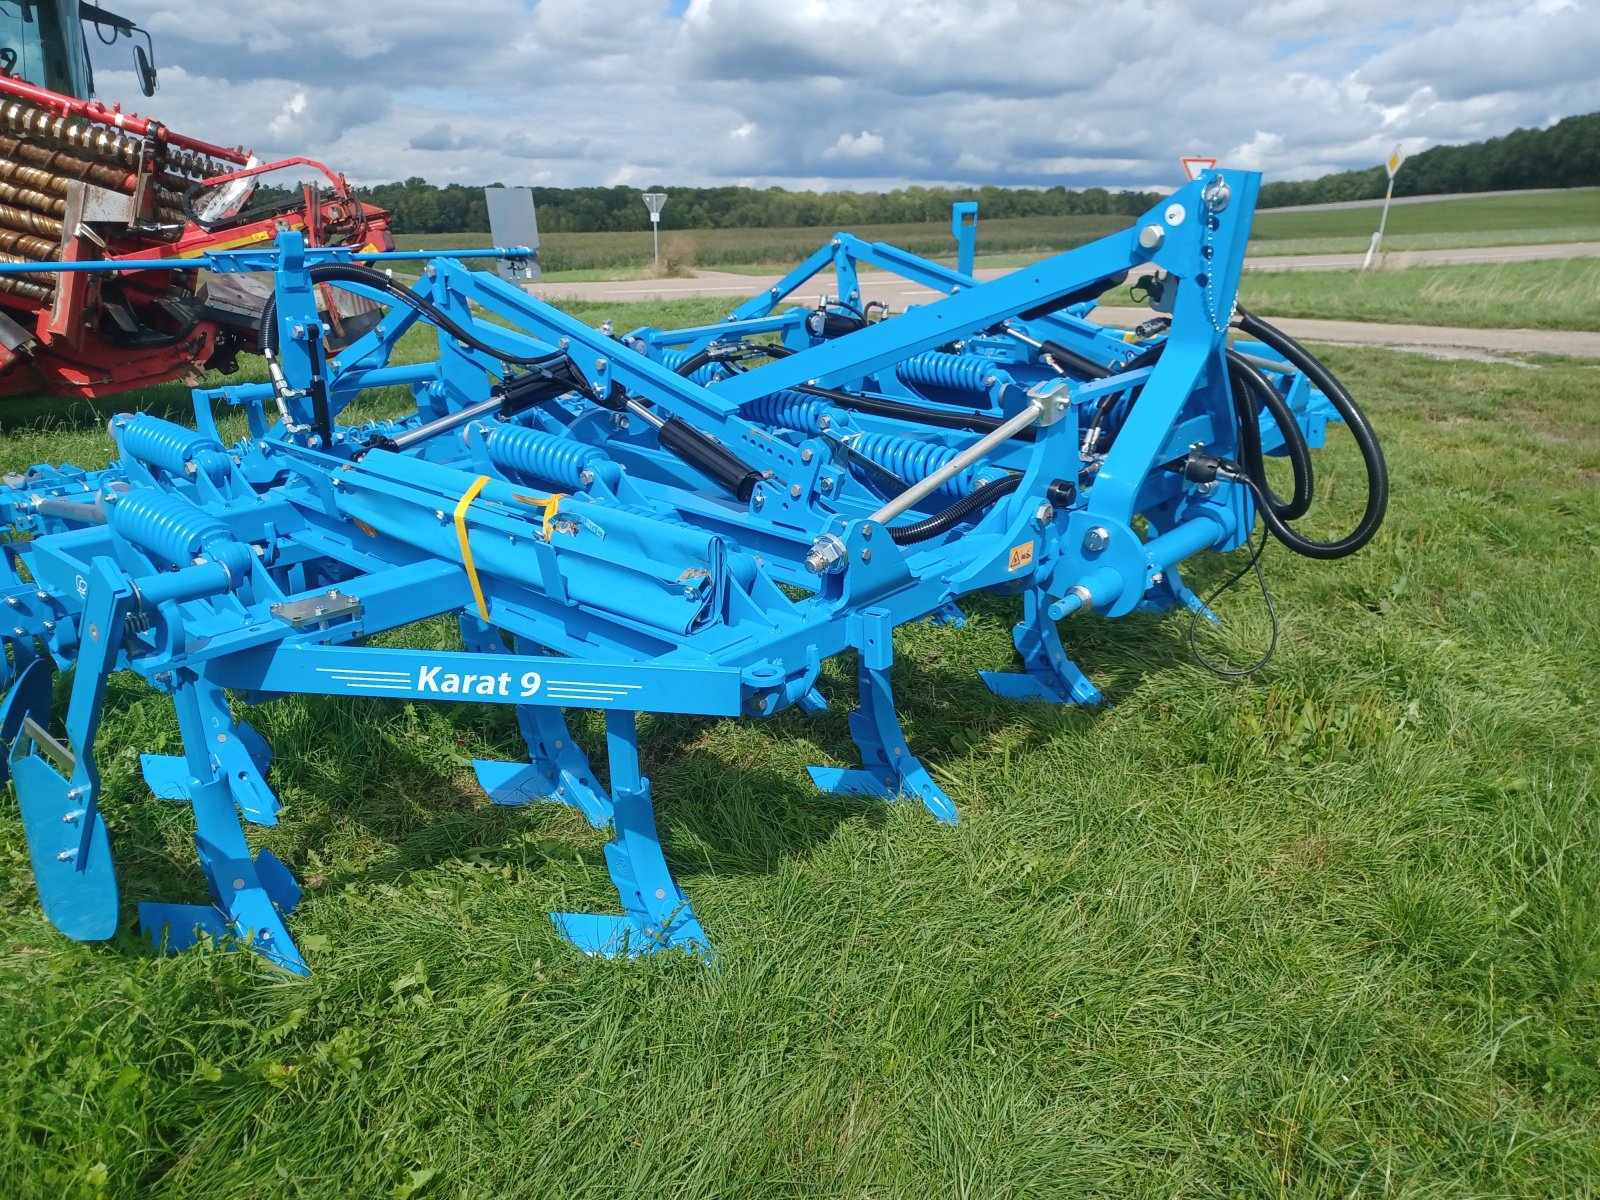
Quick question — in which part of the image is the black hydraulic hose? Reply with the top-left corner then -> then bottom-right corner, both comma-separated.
888,474 -> 1023,546
1232,309 -> 1388,560
672,348 -> 716,378
1225,347 -> 1314,521
257,263 -> 569,373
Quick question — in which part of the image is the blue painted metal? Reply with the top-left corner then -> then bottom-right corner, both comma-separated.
0,171 -> 1363,973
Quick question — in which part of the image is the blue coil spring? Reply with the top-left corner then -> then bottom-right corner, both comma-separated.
896,351 -> 997,395
109,489 -> 252,575
659,348 -> 723,386
852,432 -> 978,500
485,425 -> 610,491
740,389 -> 830,431
113,414 -> 230,482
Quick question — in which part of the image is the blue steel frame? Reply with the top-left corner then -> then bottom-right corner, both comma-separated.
0,171 -> 1342,973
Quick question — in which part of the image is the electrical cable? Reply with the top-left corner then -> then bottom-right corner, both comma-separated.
1188,520 -> 1278,678
887,474 -> 1022,546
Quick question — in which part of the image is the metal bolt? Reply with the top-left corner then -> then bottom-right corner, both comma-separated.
861,548 -> 873,563
1083,526 -> 1111,553
594,358 -> 608,372
1035,503 -> 1055,525
1203,176 -> 1232,212
861,524 -> 873,540
820,476 -> 835,492
1138,224 -> 1165,251
789,484 -> 802,499
63,809 -> 84,824
434,510 -> 446,521
800,448 -> 814,464
56,849 -> 77,862
579,469 -> 595,486
752,489 -> 764,510
88,623 -> 99,642
558,337 -> 570,350
818,415 -> 831,431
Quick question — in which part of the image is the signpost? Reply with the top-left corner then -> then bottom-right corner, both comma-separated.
1181,156 -> 1217,181
1363,145 -> 1405,270
642,192 -> 667,267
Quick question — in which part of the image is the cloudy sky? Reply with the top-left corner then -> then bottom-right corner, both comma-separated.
90,0 -> 1600,192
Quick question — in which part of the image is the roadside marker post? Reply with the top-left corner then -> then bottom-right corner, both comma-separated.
642,191 -> 667,267
1363,146 -> 1405,270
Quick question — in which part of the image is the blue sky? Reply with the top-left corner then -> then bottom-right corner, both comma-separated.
93,0 -> 1600,192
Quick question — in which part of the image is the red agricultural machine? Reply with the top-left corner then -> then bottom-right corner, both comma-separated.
0,1 -> 392,398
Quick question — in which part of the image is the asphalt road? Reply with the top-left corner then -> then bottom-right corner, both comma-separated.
527,242 -> 1600,360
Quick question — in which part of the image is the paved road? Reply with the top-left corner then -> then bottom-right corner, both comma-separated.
527,243 -> 1600,359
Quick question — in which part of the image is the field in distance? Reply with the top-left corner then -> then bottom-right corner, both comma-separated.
394,188 -> 1600,276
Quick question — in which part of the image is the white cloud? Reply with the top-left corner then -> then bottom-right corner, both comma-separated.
824,131 -> 886,160
84,0 -> 1600,191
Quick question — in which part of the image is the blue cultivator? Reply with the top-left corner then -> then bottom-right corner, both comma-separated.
0,171 -> 1386,973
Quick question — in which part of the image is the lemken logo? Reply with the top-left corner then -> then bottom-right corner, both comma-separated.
416,666 -> 543,697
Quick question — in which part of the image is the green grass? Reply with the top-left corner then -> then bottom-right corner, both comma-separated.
398,189 -> 1600,276
2,301 -> 1599,1196
1238,259 -> 1600,332
1249,189 -> 1600,257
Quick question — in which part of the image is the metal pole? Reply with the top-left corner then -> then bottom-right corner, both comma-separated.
865,399 -> 1042,526
653,220 -> 660,267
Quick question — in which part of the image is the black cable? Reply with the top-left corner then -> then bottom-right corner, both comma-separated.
887,474 -> 1022,545
1233,309 -> 1388,560
1188,521 -> 1278,678
1225,348 -> 1315,521
257,263 -> 570,374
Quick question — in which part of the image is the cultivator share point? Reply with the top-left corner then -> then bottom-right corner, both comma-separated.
0,171 -> 1386,974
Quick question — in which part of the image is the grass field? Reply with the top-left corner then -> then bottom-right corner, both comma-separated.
397,189 -> 1600,276
2,296 -> 1599,1196
1237,258 -> 1600,332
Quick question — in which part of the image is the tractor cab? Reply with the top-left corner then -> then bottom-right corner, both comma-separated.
0,0 -> 156,100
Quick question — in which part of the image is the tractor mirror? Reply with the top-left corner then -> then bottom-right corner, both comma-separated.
134,43 -> 156,96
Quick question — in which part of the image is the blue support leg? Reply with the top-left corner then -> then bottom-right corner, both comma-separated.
551,710 -> 710,959
808,612 -> 957,824
137,682 -> 306,974
459,621 -> 611,827
980,588 -> 1104,706
140,678 -> 280,825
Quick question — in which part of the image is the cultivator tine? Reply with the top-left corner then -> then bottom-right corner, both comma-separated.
137,682 -> 305,974
980,588 -> 1104,706
140,680 -> 281,825
808,617 -> 958,825
460,621 -> 611,827
0,171 -> 1386,974
1140,563 -> 1219,625
550,711 -> 709,958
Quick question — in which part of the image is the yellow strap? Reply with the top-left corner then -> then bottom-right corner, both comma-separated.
540,492 -> 567,542
453,475 -> 492,620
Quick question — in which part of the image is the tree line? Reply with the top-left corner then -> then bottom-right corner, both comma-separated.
346,180 -> 1168,236
1257,112 -> 1598,207
267,110 -> 1596,234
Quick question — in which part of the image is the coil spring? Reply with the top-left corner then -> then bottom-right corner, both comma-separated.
659,347 -> 723,386
852,432 -> 978,500
109,489 -> 252,576
112,414 -> 231,482
485,424 -> 611,491
897,351 -> 997,394
740,389 -> 831,432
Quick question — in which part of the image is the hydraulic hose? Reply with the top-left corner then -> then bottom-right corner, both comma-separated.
888,473 -> 1022,546
1225,347 -> 1314,521
257,263 -> 569,374
1231,309 -> 1388,560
